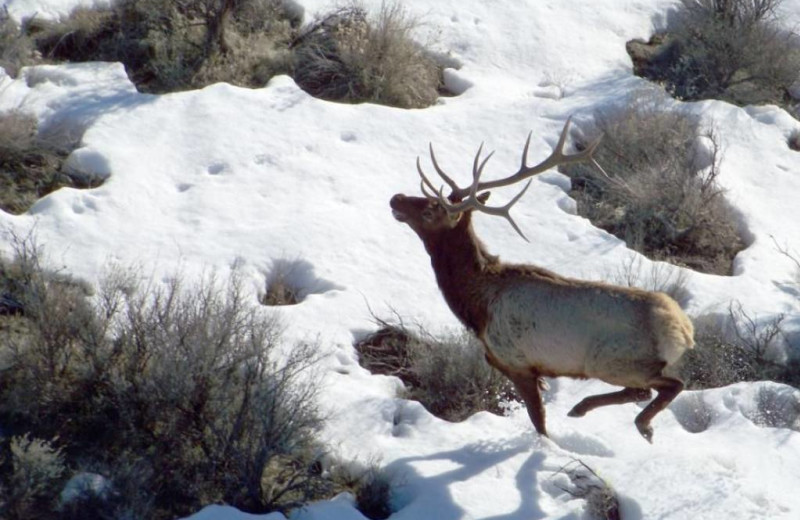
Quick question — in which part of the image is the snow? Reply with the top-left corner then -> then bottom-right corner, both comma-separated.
2,0 -> 800,519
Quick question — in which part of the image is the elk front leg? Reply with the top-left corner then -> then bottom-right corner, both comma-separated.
483,352 -> 547,437
506,371 -> 547,437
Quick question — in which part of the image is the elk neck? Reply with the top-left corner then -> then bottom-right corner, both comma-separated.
423,212 -> 499,335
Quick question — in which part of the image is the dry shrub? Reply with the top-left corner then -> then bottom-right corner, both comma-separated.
353,464 -> 394,520
0,110 -> 36,157
0,234 -> 329,519
31,5 -> 118,63
630,0 -> 800,107
0,435 -> 66,519
677,314 -> 750,389
193,31 -> 294,87
0,110 -> 89,214
677,302 -> 794,389
292,2 -> 442,108
182,0 -> 297,88
260,260 -> 303,306
21,0 -> 449,105
0,7 -> 39,76
789,129 -> 800,151
319,461 -> 396,520
259,257 -> 342,306
548,459 -> 620,520
747,384 -> 800,430
608,253 -> 690,307
30,0 -> 297,92
355,314 -> 517,421
561,93 -> 744,274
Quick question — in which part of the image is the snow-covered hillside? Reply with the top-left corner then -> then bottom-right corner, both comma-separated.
2,0 -> 800,518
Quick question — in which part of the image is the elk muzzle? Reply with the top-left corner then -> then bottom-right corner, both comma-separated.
390,193 -> 414,222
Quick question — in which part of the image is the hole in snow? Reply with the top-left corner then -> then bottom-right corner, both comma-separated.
550,431 -> 614,457
259,258 -> 343,306
742,384 -> 800,431
207,162 -> 228,175
670,392 -> 714,434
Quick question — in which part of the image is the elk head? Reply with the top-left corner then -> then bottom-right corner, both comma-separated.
390,117 -> 604,242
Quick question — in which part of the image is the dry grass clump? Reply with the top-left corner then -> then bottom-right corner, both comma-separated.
0,7 -> 39,76
260,258 -> 303,306
29,0 -> 297,93
677,302 -> 799,390
788,129 -> 800,151
292,2 -> 443,108
0,235 -> 331,519
548,459 -> 621,520
561,93 -> 744,274
608,253 -> 691,306
354,314 -> 517,422
0,110 -> 90,214
21,0 -> 448,106
628,0 -> 800,108
29,5 -> 118,63
352,464 -> 394,520
747,384 -> 800,430
258,258 -> 343,307
0,435 -> 67,519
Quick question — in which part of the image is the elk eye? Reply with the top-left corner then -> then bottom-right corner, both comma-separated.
422,207 -> 436,221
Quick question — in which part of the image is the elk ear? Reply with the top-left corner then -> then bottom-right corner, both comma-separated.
477,192 -> 490,204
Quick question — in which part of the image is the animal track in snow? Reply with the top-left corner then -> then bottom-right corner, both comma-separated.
550,430 -> 614,457
207,162 -> 228,175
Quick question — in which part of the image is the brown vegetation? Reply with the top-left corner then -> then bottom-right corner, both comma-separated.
561,94 -> 744,274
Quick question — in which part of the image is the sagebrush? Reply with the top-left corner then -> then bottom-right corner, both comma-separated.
629,0 -> 800,107
355,314 -> 517,422
0,110 -> 87,214
353,464 -> 394,520
548,459 -> 620,520
789,129 -> 800,151
678,302 -> 799,390
21,0 -> 447,106
561,93 -> 744,274
292,2 -> 443,108
0,6 -> 39,76
0,234 -> 329,519
29,0 -> 297,92
607,253 -> 691,307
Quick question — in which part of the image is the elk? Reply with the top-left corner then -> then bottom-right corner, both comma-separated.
389,119 -> 694,442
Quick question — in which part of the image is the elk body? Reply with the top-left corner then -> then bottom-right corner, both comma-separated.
389,120 -> 694,442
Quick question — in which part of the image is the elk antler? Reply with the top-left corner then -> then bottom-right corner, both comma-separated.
417,117 -> 604,240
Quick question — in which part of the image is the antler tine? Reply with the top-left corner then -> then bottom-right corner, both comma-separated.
469,116 -> 601,194
415,116 -> 601,239
520,131 -> 533,171
473,145 -> 495,183
420,179 -> 437,200
417,156 -> 441,200
485,180 -> 532,241
428,143 -> 461,193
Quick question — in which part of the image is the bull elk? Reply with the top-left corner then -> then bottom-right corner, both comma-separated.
389,119 -> 694,442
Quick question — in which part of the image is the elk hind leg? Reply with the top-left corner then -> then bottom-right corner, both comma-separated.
567,387 -> 652,418
634,376 -> 684,443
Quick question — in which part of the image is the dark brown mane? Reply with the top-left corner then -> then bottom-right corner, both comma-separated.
425,211 -> 495,334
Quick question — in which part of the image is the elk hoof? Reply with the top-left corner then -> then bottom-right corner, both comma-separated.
636,421 -> 654,443
567,405 -> 586,417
